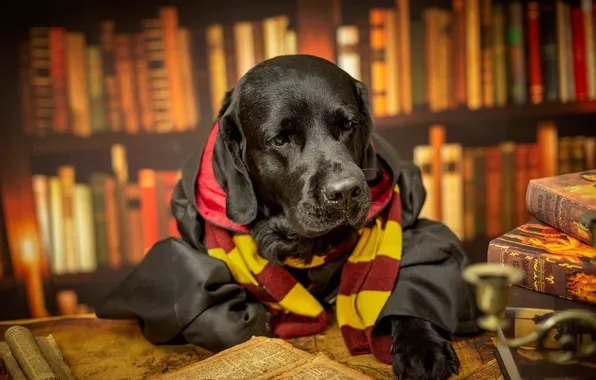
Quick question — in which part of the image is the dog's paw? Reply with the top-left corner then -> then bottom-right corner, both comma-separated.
390,317 -> 459,380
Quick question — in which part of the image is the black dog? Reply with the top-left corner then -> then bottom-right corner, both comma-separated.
212,55 -> 465,379
97,54 -> 478,380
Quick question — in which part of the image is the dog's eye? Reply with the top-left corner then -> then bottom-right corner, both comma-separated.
342,121 -> 356,131
269,136 -> 289,147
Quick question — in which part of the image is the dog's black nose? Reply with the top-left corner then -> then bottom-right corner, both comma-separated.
324,178 -> 362,208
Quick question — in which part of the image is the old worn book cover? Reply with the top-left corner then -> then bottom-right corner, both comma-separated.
156,336 -> 372,380
526,170 -> 596,245
487,219 -> 596,304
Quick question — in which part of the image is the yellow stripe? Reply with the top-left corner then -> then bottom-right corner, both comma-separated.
355,290 -> 391,328
284,254 -> 327,269
393,184 -> 400,193
233,234 -> 269,274
377,220 -> 402,260
348,219 -> 383,263
278,283 -> 325,317
336,294 -> 365,329
208,247 -> 259,286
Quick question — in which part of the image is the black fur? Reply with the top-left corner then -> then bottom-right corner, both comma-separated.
211,54 -> 460,379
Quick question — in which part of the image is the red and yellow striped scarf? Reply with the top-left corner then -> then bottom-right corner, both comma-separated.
203,184 -> 403,364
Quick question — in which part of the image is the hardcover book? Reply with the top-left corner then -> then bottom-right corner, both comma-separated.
526,170 -> 596,245
487,220 -> 596,304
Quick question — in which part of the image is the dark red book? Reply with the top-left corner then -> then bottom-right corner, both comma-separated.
487,219 -> 596,305
526,170 -> 596,245
571,6 -> 587,101
526,2 -> 543,104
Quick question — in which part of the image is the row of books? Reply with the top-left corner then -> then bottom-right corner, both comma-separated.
487,169 -> 596,306
27,147 -> 181,276
350,0 -> 596,116
22,0 -> 596,140
20,5 -> 299,139
416,123 -> 596,241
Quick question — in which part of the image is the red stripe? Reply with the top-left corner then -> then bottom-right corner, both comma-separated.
360,255 -> 401,292
254,263 -> 299,301
367,326 -> 392,365
274,311 -> 327,339
322,235 -> 360,263
204,222 -> 236,252
340,325 -> 371,356
241,283 -> 276,304
386,193 -> 402,224
338,261 -> 374,295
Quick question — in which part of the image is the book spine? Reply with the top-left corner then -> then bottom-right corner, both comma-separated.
89,174 -> 110,268
556,0 -> 570,102
485,147 -> 502,237
223,24 -> 238,93
398,0 -> 412,114
514,144 -> 530,227
440,144 -> 464,240
541,1 -> 559,102
487,241 -> 596,304
526,182 -> 594,245
99,21 -> 123,132
583,0 -> 596,99
385,10 -> 401,116
452,0 -> 467,108
369,9 -> 389,117
336,25 -> 361,81
527,2 -> 543,104
160,6 -> 187,132
571,6 -> 588,101
133,33 -> 155,133
30,27 -> 53,136
500,142 -> 516,233
49,27 -> 70,134
463,149 -> 476,240
410,21 -> 427,111
206,24 -> 228,121
114,34 -> 140,134
493,1 -> 508,107
466,0 -> 482,110
473,148 -> 487,237
481,0 -> 494,108
87,46 -> 109,133
508,1 -> 527,105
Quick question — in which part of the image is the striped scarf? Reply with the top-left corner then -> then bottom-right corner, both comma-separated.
203,185 -> 402,364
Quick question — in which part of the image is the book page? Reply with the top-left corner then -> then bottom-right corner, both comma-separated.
158,337 -> 313,380
0,342 -> 28,380
35,335 -> 75,380
272,354 -> 373,380
4,326 -> 58,380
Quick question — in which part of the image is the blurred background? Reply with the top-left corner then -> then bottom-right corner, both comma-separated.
0,0 -> 594,321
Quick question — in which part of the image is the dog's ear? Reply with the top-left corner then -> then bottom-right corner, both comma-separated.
213,89 -> 258,225
354,80 -> 380,183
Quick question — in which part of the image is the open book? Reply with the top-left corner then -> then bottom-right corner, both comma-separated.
155,336 -> 373,380
0,326 -> 74,380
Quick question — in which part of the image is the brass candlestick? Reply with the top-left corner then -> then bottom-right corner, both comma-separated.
462,262 -> 596,364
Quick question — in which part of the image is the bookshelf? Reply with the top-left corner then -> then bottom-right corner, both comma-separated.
1,0 -> 596,320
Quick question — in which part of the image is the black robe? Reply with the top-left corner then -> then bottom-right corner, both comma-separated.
95,132 -> 480,353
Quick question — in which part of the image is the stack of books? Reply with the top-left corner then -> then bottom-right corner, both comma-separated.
486,169 -> 596,379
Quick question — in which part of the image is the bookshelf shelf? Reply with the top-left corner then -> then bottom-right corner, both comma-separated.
49,267 -> 135,288
30,125 -> 211,156
374,100 -> 596,129
29,100 -> 596,157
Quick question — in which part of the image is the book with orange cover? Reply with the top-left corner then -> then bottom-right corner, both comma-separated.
526,170 -> 596,245
487,219 -> 596,305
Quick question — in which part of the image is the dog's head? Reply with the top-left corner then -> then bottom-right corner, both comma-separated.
213,55 -> 379,240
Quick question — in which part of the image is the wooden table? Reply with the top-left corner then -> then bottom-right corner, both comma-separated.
0,314 -> 503,379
